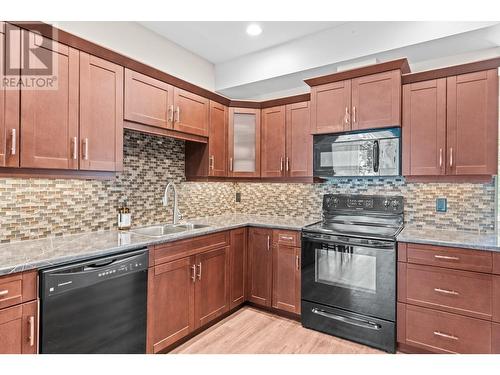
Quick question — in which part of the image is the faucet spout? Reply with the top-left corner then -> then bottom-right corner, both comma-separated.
162,182 -> 182,225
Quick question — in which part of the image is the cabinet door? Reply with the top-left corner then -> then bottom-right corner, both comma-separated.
147,257 -> 195,354
402,79 -> 447,176
0,301 -> 38,354
79,53 -> 123,171
0,23 -> 20,168
20,31 -> 79,169
124,69 -> 173,129
208,101 -> 228,177
194,247 -> 230,328
229,228 -> 247,309
446,70 -> 498,175
261,105 -> 286,177
247,227 -> 273,307
310,80 -> 351,134
228,107 -> 261,178
286,101 -> 312,177
272,241 -> 301,314
173,88 -> 209,137
351,70 -> 401,130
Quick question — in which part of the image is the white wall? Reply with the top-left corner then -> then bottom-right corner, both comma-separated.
50,21 -> 216,90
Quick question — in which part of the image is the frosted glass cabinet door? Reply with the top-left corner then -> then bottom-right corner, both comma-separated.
228,108 -> 261,177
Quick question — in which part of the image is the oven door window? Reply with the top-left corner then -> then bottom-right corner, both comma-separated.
315,245 -> 376,294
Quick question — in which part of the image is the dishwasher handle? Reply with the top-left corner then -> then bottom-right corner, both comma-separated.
40,249 -> 148,298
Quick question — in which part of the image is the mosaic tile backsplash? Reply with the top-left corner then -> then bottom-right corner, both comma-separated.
0,130 -> 497,243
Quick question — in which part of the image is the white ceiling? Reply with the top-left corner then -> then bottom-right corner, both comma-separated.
138,21 -> 345,63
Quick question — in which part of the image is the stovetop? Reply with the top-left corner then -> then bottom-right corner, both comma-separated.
303,194 -> 404,240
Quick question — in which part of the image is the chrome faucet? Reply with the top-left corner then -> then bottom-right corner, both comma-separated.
162,181 -> 182,225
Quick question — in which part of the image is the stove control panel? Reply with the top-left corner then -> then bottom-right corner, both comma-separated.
323,194 -> 403,214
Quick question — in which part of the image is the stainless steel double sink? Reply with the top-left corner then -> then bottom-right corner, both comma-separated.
130,223 -> 210,237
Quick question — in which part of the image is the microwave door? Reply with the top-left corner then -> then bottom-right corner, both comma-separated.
331,140 -> 377,177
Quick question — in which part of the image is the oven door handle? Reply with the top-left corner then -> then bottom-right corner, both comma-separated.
311,308 -> 382,331
302,233 -> 394,249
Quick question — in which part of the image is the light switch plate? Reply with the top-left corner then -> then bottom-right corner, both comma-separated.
235,192 -> 241,203
436,198 -> 447,212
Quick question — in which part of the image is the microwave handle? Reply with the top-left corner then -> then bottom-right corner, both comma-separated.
373,140 -> 379,173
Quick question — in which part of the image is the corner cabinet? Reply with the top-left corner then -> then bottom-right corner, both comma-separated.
207,101 -> 228,177
228,107 -> 261,178
310,70 -> 402,134
403,69 -> 498,177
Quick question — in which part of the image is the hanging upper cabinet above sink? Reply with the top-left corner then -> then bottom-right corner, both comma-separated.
305,59 -> 410,135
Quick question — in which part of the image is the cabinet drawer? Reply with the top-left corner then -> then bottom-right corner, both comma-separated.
406,304 -> 491,353
405,264 -> 492,320
406,243 -> 492,273
0,271 -> 37,309
273,230 -> 300,247
153,231 -> 229,266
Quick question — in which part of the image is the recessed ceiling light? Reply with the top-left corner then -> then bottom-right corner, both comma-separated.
246,23 -> 262,36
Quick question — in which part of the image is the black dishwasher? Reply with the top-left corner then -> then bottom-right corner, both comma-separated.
39,248 -> 148,354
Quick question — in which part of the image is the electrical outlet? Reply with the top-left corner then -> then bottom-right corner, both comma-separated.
436,198 -> 447,212
235,192 -> 241,203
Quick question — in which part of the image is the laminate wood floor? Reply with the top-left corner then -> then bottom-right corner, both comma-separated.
170,307 -> 383,354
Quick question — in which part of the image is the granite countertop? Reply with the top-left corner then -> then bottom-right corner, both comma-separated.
0,214 -> 318,276
397,226 -> 500,252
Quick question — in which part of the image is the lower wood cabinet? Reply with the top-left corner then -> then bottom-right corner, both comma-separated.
247,228 -> 273,307
229,228 -> 247,309
248,227 -> 301,314
0,300 -> 38,354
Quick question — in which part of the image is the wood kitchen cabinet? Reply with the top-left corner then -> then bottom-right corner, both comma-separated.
402,78 -> 447,176
20,30 -> 79,170
124,69 -> 174,129
247,227 -> 273,306
79,53 -> 123,171
261,102 -> 312,178
310,69 -> 402,134
228,107 -> 261,178
172,88 -> 209,137
446,70 -> 498,176
261,106 -> 286,177
229,228 -> 247,309
208,101 -> 228,177
403,70 -> 498,177
0,301 -> 38,354
148,257 -> 195,354
0,22 -> 20,168
351,70 -> 401,131
310,80 -> 351,134
272,231 -> 301,314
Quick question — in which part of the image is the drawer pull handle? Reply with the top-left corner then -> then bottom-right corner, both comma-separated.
434,288 -> 459,296
434,255 -> 460,261
28,316 -> 35,347
433,331 -> 458,341
280,236 -> 294,241
0,290 -> 8,297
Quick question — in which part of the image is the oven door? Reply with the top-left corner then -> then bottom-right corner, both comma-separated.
301,232 -> 396,321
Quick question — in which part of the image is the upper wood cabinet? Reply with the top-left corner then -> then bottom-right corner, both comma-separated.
208,101 -> 228,177
0,23 -> 20,168
310,70 -> 402,134
447,70 -> 498,176
286,101 -> 312,177
247,227 -> 273,307
79,53 -> 123,171
351,70 -> 401,130
228,107 -> 261,178
403,78 -> 447,176
261,102 -> 312,178
124,69 -> 174,129
403,70 -> 498,177
20,31 -> 79,170
261,106 -> 286,177
172,88 -> 209,137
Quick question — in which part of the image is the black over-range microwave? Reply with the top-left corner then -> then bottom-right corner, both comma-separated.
313,127 -> 401,178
